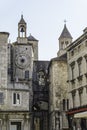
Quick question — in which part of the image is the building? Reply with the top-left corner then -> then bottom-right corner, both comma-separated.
48,24 -> 72,130
32,61 -> 49,130
2,15 -> 87,130
67,27 -> 87,130
0,15 -> 38,130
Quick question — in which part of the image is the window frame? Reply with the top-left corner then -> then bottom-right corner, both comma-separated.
77,57 -> 82,76
12,92 -> 21,106
25,70 -> 29,80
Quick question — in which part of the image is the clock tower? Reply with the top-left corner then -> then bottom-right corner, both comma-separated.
13,15 -> 34,82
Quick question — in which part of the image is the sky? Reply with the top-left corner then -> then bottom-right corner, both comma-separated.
0,0 -> 87,60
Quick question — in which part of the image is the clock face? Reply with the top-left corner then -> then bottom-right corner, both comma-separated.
15,54 -> 30,69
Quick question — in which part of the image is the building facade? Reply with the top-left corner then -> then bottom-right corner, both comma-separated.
48,24 -> 73,130
0,17 -> 73,130
1,15 -> 87,130
67,27 -> 87,130
32,61 -> 49,130
0,15 -> 38,130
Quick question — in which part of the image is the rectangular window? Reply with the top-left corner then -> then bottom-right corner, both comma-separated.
77,57 -> 82,76
72,94 -> 75,108
79,90 -> 83,106
71,66 -> 74,79
0,92 -> 4,104
79,93 -> 82,106
61,42 -> 64,49
63,99 -> 65,111
13,93 -> 21,105
25,70 -> 29,80
71,50 -> 74,56
67,99 -> 69,110
62,99 -> 69,111
78,62 -> 82,76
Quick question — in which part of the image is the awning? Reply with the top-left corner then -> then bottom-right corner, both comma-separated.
74,111 -> 87,118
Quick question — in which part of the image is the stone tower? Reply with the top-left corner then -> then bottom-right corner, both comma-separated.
57,24 -> 72,57
0,32 -> 9,88
13,15 -> 33,81
0,32 -> 9,109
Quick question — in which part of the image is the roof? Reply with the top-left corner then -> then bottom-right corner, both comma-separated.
48,53 -> 67,72
28,34 -> 38,41
33,61 -> 49,72
51,53 -> 67,62
59,24 -> 72,39
67,29 -> 87,51
18,15 -> 26,24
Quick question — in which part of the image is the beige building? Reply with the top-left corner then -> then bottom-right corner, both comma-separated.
67,27 -> 87,129
48,24 -> 72,130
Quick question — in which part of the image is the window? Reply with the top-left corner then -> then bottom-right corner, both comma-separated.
0,92 -> 4,104
25,70 -> 29,80
77,57 -> 82,76
71,81 -> 75,89
38,71 -> 45,86
78,45 -> 81,52
61,42 -> 64,49
62,99 -> 69,111
65,41 -> 69,46
72,91 -> 76,108
79,93 -> 82,106
78,62 -> 82,76
13,93 -> 21,105
71,66 -> 74,79
71,50 -> 74,56
70,61 -> 75,80
78,88 -> 83,106
63,99 -> 65,111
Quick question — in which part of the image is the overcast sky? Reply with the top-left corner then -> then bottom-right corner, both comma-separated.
0,0 -> 87,60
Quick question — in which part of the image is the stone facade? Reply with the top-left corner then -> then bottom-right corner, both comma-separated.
49,57 -> 69,130
2,15 -> 87,130
48,24 -> 72,130
0,15 -> 38,130
67,27 -> 87,130
32,61 -> 49,130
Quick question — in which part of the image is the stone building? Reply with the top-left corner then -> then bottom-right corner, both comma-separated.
48,24 -> 72,130
0,15 -> 51,130
32,61 -> 49,130
67,27 -> 87,130
2,14 -> 87,130
0,15 -> 38,130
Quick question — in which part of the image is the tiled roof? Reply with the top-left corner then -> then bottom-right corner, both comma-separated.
51,53 -> 67,62
59,24 -> 72,39
28,34 -> 38,41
